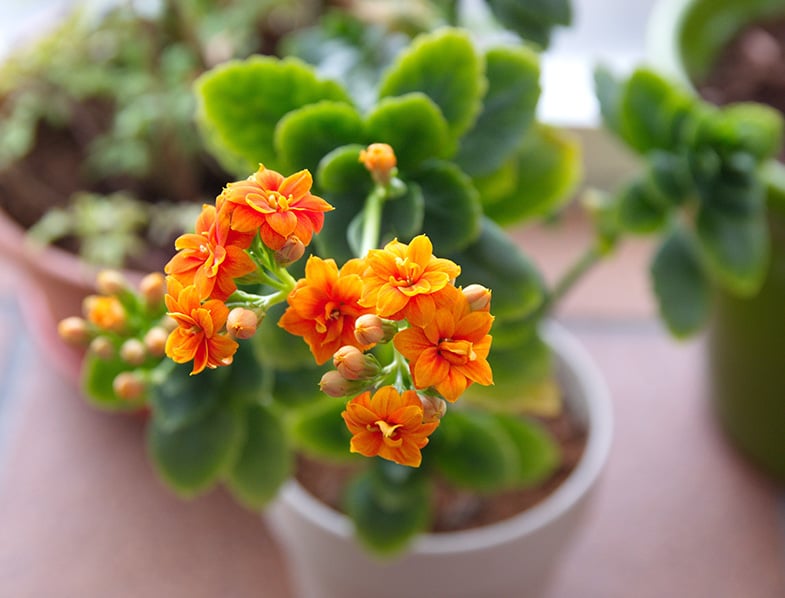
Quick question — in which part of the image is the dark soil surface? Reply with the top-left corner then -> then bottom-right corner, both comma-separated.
697,16 -> 785,161
296,405 -> 588,533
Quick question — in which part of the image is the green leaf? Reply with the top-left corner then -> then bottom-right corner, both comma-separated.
377,28 -> 484,141
484,0 -> 571,48
430,409 -> 519,492
147,401 -> 244,498
493,413 -> 560,486
196,56 -> 352,173
226,404 -> 293,508
617,179 -> 669,234
364,93 -> 452,170
650,224 -> 711,338
695,178 -> 769,296
271,365 -> 328,408
456,45 -> 540,176
345,462 -> 430,556
412,161 -> 482,254
148,363 -> 225,431
593,65 -> 623,136
703,102 -> 784,163
253,303 -> 318,371
288,397 -> 356,463
483,123 -> 582,224
81,355 -> 146,412
274,101 -> 364,174
316,144 -> 373,194
449,218 -> 545,321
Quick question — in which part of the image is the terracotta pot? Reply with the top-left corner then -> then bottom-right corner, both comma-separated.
647,0 -> 785,481
264,322 -> 613,598
0,206 -> 143,385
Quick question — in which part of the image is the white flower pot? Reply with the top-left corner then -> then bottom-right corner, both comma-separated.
264,322 -> 613,598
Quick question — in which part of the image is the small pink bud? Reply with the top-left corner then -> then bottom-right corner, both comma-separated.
420,394 -> 447,423
462,284 -> 492,312
333,345 -> 380,380
113,372 -> 145,401
120,338 -> 146,366
139,272 -> 166,307
227,308 -> 260,339
96,269 -> 128,296
57,317 -> 90,345
275,235 -> 306,266
354,314 -> 395,345
319,370 -> 352,398
89,336 -> 115,360
144,327 -> 169,357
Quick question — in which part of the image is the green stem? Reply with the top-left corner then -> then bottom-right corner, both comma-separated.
536,245 -> 603,320
359,186 -> 387,256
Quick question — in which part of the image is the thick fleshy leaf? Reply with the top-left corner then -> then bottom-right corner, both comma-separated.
148,362 -> 225,432
411,161 -> 482,254
226,404 -> 293,508
594,65 -> 623,136
288,397 -> 356,462
377,28 -> 484,141
650,224 -> 711,338
456,45 -> 540,176
196,56 -> 352,173
701,102 -> 784,162
147,401 -> 244,497
274,101 -> 364,174
271,366 -> 328,408
253,303 -> 320,371
82,355 -> 146,412
484,0 -> 571,48
316,144 -> 374,194
364,92 -> 452,170
695,178 -> 769,296
482,123 -> 581,224
449,218 -> 545,321
430,409 -> 519,492
345,462 -> 430,556
493,413 -> 560,486
617,179 -> 669,234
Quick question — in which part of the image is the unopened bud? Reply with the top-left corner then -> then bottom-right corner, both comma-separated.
89,336 -> 115,360
420,394 -> 447,423
462,284 -> 492,312
139,272 -> 166,307
96,269 -> 128,296
113,372 -> 146,401
319,370 -> 369,398
83,295 -> 126,333
57,317 -> 90,345
333,345 -> 380,380
143,327 -> 169,357
274,235 -> 306,266
160,315 -> 178,332
120,338 -> 146,366
226,308 -> 260,339
354,314 -> 395,345
359,143 -> 397,185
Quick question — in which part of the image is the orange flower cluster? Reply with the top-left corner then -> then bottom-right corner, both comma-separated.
163,164 -> 333,374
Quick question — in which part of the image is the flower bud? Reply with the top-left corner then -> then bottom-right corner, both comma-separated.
89,336 -> 115,360
160,315 -> 178,332
96,269 -> 128,296
420,394 -> 447,423
143,327 -> 169,357
274,235 -> 306,266
359,143 -> 397,185
139,272 -> 166,307
83,295 -> 126,333
113,372 -> 145,401
57,317 -> 90,345
462,284 -> 492,312
333,345 -> 380,380
120,338 -> 146,366
226,308 -> 260,339
354,314 -> 395,345
319,370 -> 352,398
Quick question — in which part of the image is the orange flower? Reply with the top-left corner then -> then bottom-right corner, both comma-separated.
342,386 -> 439,467
360,235 -> 460,326
359,142 -> 397,185
164,277 -> 238,375
84,295 -> 126,333
165,204 -> 256,301
278,256 -> 374,364
220,165 -> 333,250
393,285 -> 493,402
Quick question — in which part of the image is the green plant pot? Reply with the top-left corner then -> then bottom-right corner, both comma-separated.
648,0 -> 785,481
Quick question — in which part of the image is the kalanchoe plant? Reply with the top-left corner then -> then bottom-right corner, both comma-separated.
57,21 -> 783,557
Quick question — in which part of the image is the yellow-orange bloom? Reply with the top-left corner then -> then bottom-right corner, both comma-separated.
84,295 -> 126,333
393,285 -> 494,402
278,256 -> 374,364
342,386 -> 439,467
359,142 -> 397,185
360,235 -> 461,327
165,204 -> 256,301
164,277 -> 238,375
220,165 -> 333,250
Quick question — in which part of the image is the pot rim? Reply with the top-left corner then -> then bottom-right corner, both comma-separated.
276,320 -> 613,555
